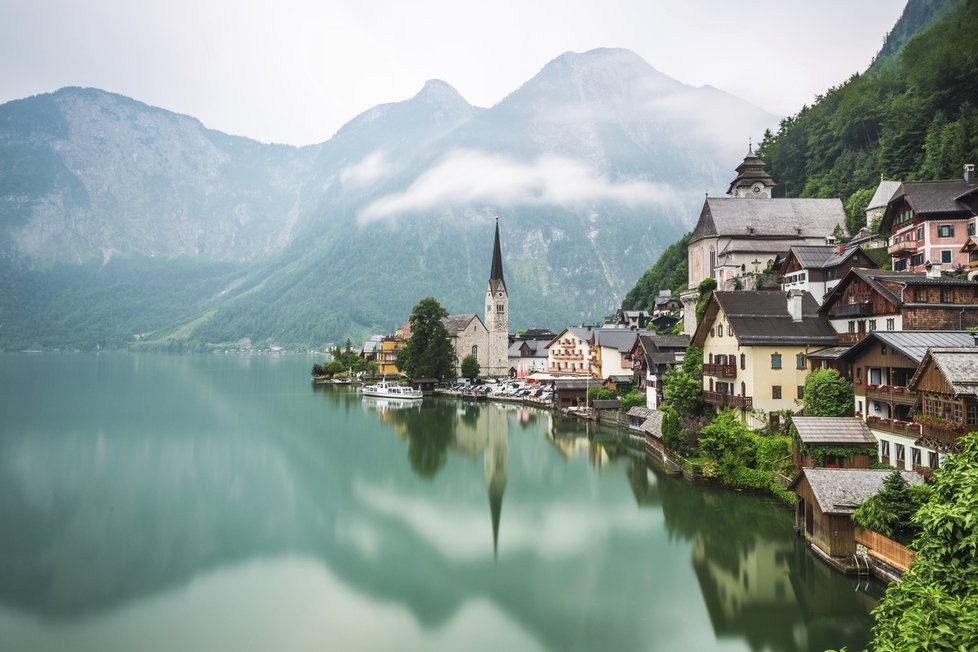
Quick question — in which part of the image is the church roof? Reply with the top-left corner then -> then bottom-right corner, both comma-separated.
690,197 -> 847,244
866,180 -> 902,211
489,218 -> 506,293
442,314 -> 485,336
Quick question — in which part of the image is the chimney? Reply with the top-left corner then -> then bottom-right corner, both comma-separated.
925,260 -> 942,278
966,163 -> 976,185
835,243 -> 846,254
787,289 -> 804,322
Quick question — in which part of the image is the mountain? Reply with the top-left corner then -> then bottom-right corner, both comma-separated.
0,48 -> 777,350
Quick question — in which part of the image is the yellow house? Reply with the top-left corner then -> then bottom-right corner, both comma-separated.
693,290 -> 838,429
377,336 -> 402,375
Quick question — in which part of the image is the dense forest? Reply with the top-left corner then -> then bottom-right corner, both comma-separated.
623,0 -> 978,313
758,0 -> 978,233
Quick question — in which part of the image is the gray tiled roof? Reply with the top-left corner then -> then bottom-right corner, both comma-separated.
893,179 -> 978,215
788,244 -> 866,270
508,340 -> 548,357
441,314 -> 481,336
636,334 -> 689,368
842,331 -> 978,365
867,180 -> 902,211
795,468 -> 924,515
696,291 -> 838,347
792,417 -> 876,446
627,407 -> 653,419
807,345 -> 852,360
641,410 -> 664,437
691,197 -> 846,243
594,329 -> 645,352
553,379 -> 590,390
912,348 -> 978,397
822,269 -> 978,313
719,239 -> 808,256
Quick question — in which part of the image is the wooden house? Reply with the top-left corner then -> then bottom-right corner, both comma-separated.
819,268 -> 978,343
791,468 -> 923,562
779,244 -> 877,302
791,417 -> 876,470
838,331 -> 977,470
552,378 -> 590,409
631,334 -> 689,409
909,347 -> 978,456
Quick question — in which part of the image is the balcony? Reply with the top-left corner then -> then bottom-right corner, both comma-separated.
838,332 -> 862,344
919,420 -> 970,450
865,384 -> 916,405
887,240 -> 918,255
551,352 -> 584,360
703,363 -> 737,378
703,391 -> 752,409
835,303 -> 873,318
866,415 -> 921,438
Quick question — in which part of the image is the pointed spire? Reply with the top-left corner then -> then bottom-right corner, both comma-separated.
490,216 -> 505,285
748,137 -> 753,155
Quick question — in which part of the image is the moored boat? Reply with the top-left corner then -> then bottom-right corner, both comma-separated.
361,380 -> 423,400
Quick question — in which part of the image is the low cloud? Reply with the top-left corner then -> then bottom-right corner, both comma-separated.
340,150 -> 389,187
358,149 -> 679,223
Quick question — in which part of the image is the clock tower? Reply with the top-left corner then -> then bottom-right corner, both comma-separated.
485,218 -> 509,377
727,142 -> 775,198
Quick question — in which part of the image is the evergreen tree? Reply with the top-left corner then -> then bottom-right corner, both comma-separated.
397,297 -> 457,381
853,470 -> 920,542
460,354 -> 481,380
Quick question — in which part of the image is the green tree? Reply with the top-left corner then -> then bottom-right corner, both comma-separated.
460,354 -> 481,380
397,297 -> 457,381
871,432 -> 978,651
844,186 -> 875,235
660,405 -> 684,453
803,368 -> 854,416
852,470 -> 922,543
617,389 -> 645,412
694,278 -> 717,326
662,346 -> 704,416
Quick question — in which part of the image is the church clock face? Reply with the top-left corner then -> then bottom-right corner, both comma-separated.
751,182 -> 763,195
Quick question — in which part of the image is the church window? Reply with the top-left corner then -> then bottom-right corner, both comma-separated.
496,304 -> 504,312
472,345 -> 478,357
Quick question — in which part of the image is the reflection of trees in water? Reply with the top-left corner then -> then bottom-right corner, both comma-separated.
387,401 -> 458,479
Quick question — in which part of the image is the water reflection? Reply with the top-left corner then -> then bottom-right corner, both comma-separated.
0,354 -> 877,652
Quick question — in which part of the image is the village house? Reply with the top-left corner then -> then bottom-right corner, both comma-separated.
681,148 -> 848,334
791,468 -> 923,566
621,310 -> 652,328
507,338 -> 549,378
694,290 -> 838,429
909,347 -> 978,458
882,164 -> 977,273
779,244 -> 878,302
791,417 -> 876,471
591,329 -> 648,379
376,336 -> 402,375
819,268 -> 978,343
652,290 -> 683,316
631,334 -> 689,409
545,327 -> 594,375
837,330 -> 978,471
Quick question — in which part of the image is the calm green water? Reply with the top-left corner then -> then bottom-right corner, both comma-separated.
0,353 -> 879,652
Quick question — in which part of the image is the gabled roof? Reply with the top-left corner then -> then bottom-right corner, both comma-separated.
690,197 -> 846,243
785,244 -> 872,271
442,314 -> 485,336
515,328 -> 557,341
792,417 -> 876,447
635,334 -> 689,368
892,179 -> 978,215
910,347 -> 978,397
545,326 -> 594,350
791,468 -> 924,515
593,328 -> 646,353
820,268 -> 978,314
839,331 -> 978,365
718,238 -> 808,257
507,339 -> 548,357
693,291 -> 838,347
866,180 -> 902,211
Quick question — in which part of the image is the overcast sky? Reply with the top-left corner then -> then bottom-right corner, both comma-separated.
1,0 -> 907,146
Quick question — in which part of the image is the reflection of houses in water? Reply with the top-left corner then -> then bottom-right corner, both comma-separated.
452,404 -> 509,556
692,534 -> 804,651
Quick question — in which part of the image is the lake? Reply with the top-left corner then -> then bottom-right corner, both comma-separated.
0,353 -> 880,651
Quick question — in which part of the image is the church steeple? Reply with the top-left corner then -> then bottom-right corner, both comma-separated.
489,216 -> 506,291
727,142 -> 776,198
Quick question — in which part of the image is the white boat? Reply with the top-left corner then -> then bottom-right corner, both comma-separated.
361,380 -> 423,400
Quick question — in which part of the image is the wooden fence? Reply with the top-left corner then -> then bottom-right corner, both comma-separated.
856,528 -> 915,572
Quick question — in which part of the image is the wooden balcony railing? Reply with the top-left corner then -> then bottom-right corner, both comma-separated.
919,421 -> 969,450
703,363 -> 737,378
887,240 -> 918,255
865,384 -> 916,404
551,352 -> 584,360
838,332 -> 863,344
866,415 -> 921,438
835,303 -> 873,318
703,391 -> 752,409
